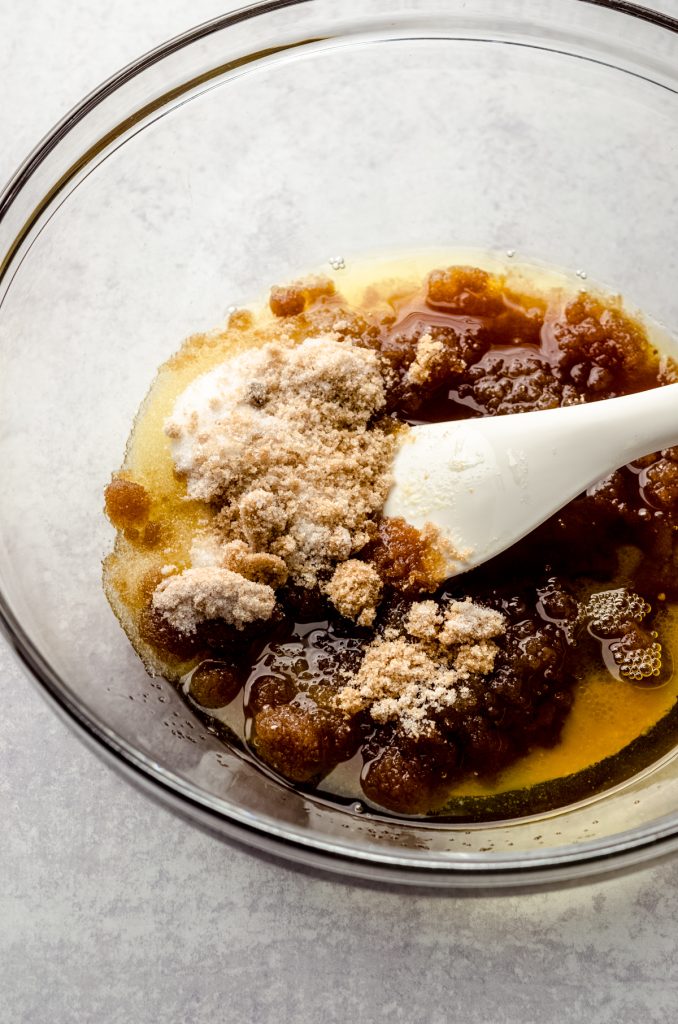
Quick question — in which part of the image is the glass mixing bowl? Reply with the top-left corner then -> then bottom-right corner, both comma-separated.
3,0 -> 678,889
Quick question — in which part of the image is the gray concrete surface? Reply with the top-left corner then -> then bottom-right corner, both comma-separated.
2,2 -> 678,1022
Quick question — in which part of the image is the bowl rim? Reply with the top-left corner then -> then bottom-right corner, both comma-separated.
3,0 -> 678,886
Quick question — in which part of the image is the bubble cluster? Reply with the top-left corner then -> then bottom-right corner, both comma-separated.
610,633 -> 662,681
584,588 -> 649,638
583,589 -> 662,682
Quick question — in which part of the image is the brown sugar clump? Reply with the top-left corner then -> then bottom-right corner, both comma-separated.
456,350 -> 580,416
227,309 -> 254,331
548,293 -> 658,396
325,560 -> 383,627
380,320 -> 488,417
246,674 -> 297,716
383,320 -> 487,377
306,305 -> 382,349
643,459 -> 678,511
404,597 -> 507,649
104,475 -> 151,530
189,659 -> 244,708
365,518 -> 446,595
362,732 -> 460,815
361,745 -> 439,815
403,600 -> 441,640
335,637 -> 462,731
406,332 -> 465,387
270,286 -> 306,318
426,266 -> 504,316
220,539 -> 289,589
237,490 -> 289,551
335,597 -> 505,738
152,567 -> 276,633
269,276 -> 336,317
453,640 -> 499,675
587,470 -> 636,522
138,604 -> 204,660
252,703 -> 357,782
436,598 -> 507,646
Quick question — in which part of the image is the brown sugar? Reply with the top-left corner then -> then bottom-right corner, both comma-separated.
227,308 -> 254,331
164,334 -> 397,590
436,599 -> 507,647
104,475 -> 151,530
335,597 -> 506,737
364,518 -> 447,595
406,333 -> 457,386
336,637 -> 464,735
453,639 -> 499,675
220,539 -> 289,589
269,275 -> 336,318
152,566 -> 276,633
324,559 -> 383,626
546,293 -> 655,396
403,600 -> 441,640
269,286 -> 306,318
252,702 -> 357,783
404,598 -> 505,647
643,459 -> 678,510
188,659 -> 243,708
426,265 -> 504,315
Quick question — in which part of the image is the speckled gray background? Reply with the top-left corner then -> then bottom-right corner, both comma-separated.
3,2 -> 678,1022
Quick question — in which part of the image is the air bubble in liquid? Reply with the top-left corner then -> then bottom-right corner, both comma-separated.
585,588 -> 649,637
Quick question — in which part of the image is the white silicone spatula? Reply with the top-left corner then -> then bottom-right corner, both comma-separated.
385,383 -> 678,576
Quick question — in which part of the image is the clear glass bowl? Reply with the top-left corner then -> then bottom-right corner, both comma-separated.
3,0 -> 678,888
